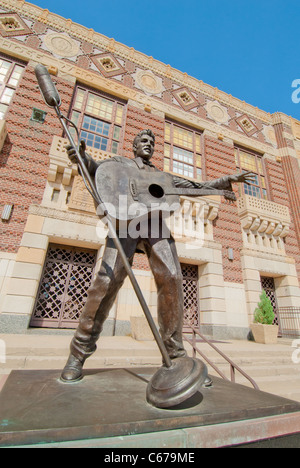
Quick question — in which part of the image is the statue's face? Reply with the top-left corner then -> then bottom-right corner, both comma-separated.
134,134 -> 155,161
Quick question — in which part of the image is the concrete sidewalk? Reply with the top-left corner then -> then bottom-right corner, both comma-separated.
0,333 -> 300,402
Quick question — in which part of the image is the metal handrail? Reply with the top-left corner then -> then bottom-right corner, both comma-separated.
182,323 -> 259,390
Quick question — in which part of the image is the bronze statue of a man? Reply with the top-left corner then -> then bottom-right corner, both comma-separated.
61,129 -> 254,382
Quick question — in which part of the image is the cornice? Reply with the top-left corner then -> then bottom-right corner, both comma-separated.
0,0 -> 280,125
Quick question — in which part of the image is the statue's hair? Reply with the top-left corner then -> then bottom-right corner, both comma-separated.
133,129 -> 155,150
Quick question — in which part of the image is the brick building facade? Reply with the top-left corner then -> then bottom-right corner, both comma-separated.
0,0 -> 299,339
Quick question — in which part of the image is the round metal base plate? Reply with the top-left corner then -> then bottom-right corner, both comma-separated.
146,357 -> 208,409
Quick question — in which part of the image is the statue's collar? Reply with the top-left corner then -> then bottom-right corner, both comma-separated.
134,156 -> 156,169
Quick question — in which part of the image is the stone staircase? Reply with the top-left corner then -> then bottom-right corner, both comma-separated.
1,333 -> 300,403
185,337 -> 300,402
0,334 -> 162,375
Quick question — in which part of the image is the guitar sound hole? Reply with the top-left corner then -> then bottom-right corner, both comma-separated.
149,184 -> 165,199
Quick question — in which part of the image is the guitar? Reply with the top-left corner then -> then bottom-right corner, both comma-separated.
95,158 -> 236,220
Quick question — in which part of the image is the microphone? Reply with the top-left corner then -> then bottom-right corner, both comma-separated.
35,64 -> 61,107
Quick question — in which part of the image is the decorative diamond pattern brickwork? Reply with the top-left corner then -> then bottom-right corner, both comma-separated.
236,114 -> 258,136
91,53 -> 126,77
172,87 -> 199,111
181,264 -> 199,327
0,13 -> 32,37
30,245 -> 97,329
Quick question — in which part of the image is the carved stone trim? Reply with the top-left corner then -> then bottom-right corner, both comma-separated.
133,69 -> 165,96
237,195 -> 291,253
68,176 -> 96,214
236,114 -> 259,136
205,100 -> 230,125
237,195 -> 290,224
0,12 -> 32,37
29,204 -> 98,225
168,195 -> 220,243
91,52 -> 126,78
42,32 -> 80,58
172,87 -> 199,111
262,125 -> 277,148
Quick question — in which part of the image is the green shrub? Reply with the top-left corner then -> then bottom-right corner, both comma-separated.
254,291 -> 275,325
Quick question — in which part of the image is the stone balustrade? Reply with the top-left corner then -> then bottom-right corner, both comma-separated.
237,195 -> 291,252
168,196 -> 220,244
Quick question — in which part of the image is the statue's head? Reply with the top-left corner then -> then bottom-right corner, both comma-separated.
133,129 -> 155,161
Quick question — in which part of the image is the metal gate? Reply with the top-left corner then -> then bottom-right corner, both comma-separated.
277,307 -> 300,338
30,244 -> 97,329
260,276 -> 280,327
181,264 -> 199,327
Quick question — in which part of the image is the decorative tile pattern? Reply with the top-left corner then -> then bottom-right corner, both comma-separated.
236,114 -> 259,136
205,99 -> 230,125
172,87 -> 199,111
133,68 -> 164,96
91,52 -> 126,78
0,13 -> 32,37
42,32 -> 81,58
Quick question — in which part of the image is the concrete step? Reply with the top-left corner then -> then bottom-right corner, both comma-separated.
208,363 -> 299,379
1,334 -> 300,403
237,376 -> 300,403
0,335 -> 163,375
2,354 -> 297,379
1,334 -> 297,353
1,335 -> 160,357
202,371 -> 300,404
0,354 -> 163,372
0,335 -> 297,371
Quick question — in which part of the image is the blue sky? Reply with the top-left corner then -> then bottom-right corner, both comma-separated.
26,0 -> 300,119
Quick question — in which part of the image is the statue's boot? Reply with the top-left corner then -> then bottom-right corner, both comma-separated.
60,354 -> 84,382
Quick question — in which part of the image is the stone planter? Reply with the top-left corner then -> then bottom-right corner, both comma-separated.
250,323 -> 279,344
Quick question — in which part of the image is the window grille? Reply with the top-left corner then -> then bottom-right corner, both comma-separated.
30,244 -> 97,329
182,264 -> 199,327
260,276 -> 280,327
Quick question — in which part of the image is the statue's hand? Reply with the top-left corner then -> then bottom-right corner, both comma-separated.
65,139 -> 86,164
228,171 -> 256,185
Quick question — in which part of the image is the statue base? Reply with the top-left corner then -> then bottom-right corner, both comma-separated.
1,368 -> 300,448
